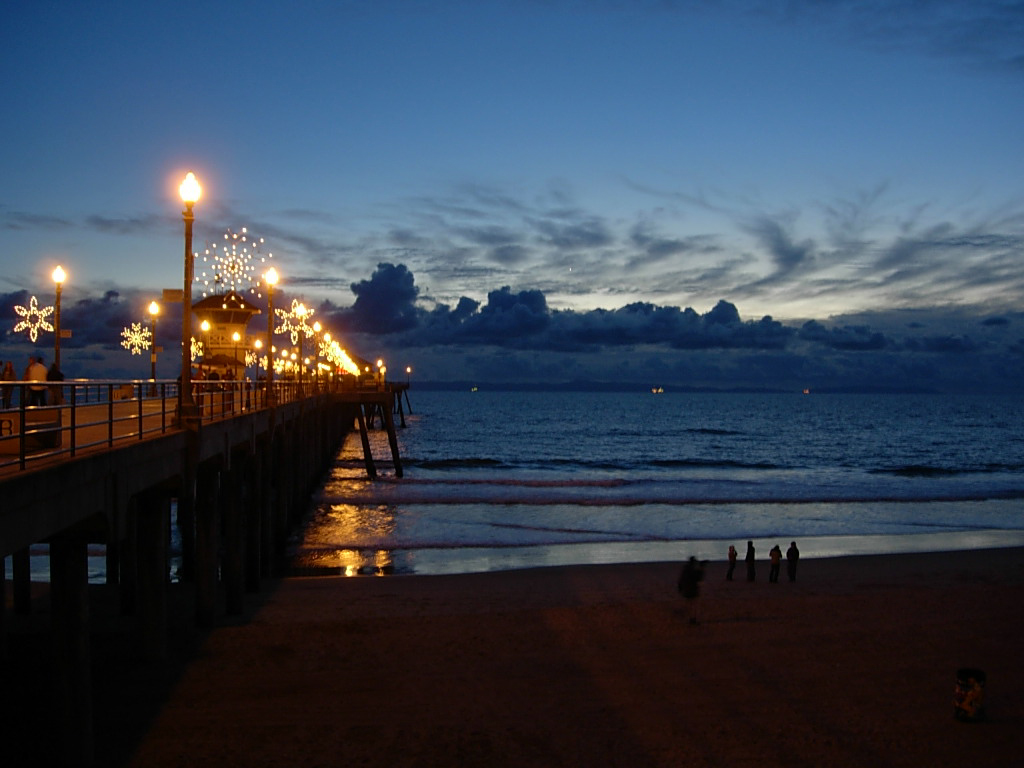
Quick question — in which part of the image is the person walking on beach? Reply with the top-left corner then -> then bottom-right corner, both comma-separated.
769,544 -> 782,583
24,356 -> 47,406
745,540 -> 756,581
1,360 -> 15,408
677,556 -> 705,624
726,545 -> 737,581
786,541 -> 800,582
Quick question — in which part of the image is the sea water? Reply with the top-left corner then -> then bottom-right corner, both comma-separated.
10,390 -> 1024,581
293,390 -> 1024,575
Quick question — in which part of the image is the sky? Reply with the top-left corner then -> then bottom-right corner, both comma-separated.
2,0 -> 1023,392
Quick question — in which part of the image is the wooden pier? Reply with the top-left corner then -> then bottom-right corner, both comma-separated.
0,379 -> 409,766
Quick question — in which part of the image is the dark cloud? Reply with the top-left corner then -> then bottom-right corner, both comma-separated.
798,320 -> 889,351
335,263 -> 419,334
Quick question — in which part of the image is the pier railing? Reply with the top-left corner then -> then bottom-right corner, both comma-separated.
0,378 -> 353,472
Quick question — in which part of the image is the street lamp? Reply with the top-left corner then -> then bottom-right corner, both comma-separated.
148,301 -> 160,381
179,171 -> 201,427
200,319 -> 211,375
312,320 -> 322,387
232,331 -> 241,380
264,266 -> 278,405
52,265 -> 66,373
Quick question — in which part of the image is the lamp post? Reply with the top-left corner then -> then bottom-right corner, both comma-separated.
52,265 -> 66,373
295,302 -> 307,388
148,300 -> 160,395
199,319 -> 210,375
148,301 -> 160,381
264,266 -> 278,405
179,172 -> 201,427
312,320 -> 322,389
231,331 -> 241,381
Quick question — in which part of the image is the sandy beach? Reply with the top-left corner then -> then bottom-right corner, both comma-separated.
6,546 -> 1024,766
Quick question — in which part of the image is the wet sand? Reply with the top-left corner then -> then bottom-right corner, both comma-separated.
7,547 -> 1024,766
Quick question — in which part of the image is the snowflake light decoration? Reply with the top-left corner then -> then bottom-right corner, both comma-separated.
196,227 -> 273,298
191,337 -> 204,362
121,322 -> 152,355
274,299 -> 315,345
12,296 -> 55,342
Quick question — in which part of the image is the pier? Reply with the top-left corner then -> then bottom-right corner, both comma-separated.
0,378 -> 407,766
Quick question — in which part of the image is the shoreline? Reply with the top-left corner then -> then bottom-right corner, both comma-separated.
291,527 -> 1024,576
6,526 -> 1024,582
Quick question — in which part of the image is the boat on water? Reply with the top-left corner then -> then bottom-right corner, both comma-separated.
651,386 -> 664,394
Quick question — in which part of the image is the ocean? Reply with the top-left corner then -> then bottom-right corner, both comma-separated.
292,390 -> 1024,576
9,390 -> 1024,582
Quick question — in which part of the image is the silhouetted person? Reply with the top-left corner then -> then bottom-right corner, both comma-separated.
787,541 -> 800,582
24,356 -> 47,406
769,544 -> 782,583
745,540 -> 755,582
726,544 -> 737,581
677,556 -> 705,624
47,361 -> 64,404
1,360 -> 15,408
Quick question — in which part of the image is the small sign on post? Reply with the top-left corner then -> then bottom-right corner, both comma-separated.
162,289 -> 184,303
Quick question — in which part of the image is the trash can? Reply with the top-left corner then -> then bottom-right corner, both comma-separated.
953,668 -> 986,721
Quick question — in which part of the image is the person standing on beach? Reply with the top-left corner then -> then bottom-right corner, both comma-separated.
769,545 -> 782,583
745,540 -> 756,581
786,541 -> 800,582
677,556 -> 705,624
726,545 -> 737,581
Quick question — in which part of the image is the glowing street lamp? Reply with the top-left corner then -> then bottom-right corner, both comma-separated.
406,366 -> 412,384
264,266 -> 278,404
179,171 -> 201,427
200,319 -> 211,374
52,265 -> 66,373
232,330 -> 241,380
312,320 -> 322,386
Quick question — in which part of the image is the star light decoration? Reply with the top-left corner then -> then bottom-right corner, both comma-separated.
274,299 -> 315,344
196,227 -> 274,298
12,296 -> 55,342
191,337 -> 204,363
121,322 -> 152,355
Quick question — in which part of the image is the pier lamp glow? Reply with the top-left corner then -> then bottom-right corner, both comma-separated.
264,266 -> 278,404
148,301 -> 160,382
179,171 -> 202,428
52,265 -> 66,372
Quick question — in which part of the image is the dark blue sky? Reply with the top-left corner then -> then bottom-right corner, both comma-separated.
2,1 -> 1022,391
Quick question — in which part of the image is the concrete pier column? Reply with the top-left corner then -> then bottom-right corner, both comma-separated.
244,453 -> 263,592
194,465 -> 221,627
118,499 -> 138,616
260,437 -> 275,578
13,547 -> 31,614
135,490 -> 170,660
49,536 -> 93,766
222,460 -> 245,615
